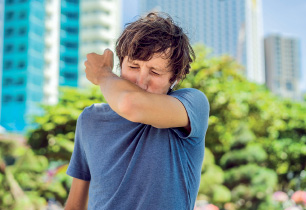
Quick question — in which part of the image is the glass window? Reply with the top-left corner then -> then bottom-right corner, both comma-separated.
5,44 -> 13,52
65,12 -> 78,20
15,78 -> 25,85
3,95 -> 12,103
4,61 -> 13,69
65,0 -> 79,4
19,44 -> 26,52
19,27 -> 27,35
16,94 -> 25,102
3,78 -> 13,86
65,27 -> 78,34
63,41 -> 78,49
18,61 -> 26,69
63,56 -> 78,64
19,11 -> 27,19
5,11 -> 14,20
63,72 -> 77,80
5,28 -> 14,37
6,0 -> 14,4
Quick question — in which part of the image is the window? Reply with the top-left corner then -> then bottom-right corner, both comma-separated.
63,72 -> 77,80
65,12 -> 78,20
16,94 -> 25,102
63,56 -> 78,65
5,11 -> 14,20
3,78 -> 13,86
5,28 -> 14,37
19,27 -> 27,35
65,27 -> 78,34
66,0 -> 79,4
63,41 -> 78,49
3,95 -> 12,103
18,61 -> 26,69
6,0 -> 14,4
4,61 -> 13,70
286,82 -> 293,91
15,78 -> 25,85
5,44 -> 13,53
19,44 -> 26,52
19,11 -> 27,19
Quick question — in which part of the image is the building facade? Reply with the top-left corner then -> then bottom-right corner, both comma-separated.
1,0 -> 121,132
1,0 -> 46,132
0,0 -> 4,124
79,0 -> 121,87
264,34 -> 301,100
139,0 -> 265,84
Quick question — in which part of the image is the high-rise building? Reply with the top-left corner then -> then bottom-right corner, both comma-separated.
264,34 -> 301,100
0,0 -> 4,124
59,0 -> 80,87
1,0 -> 121,132
44,0 -> 80,104
78,0 -> 121,87
1,0 -> 46,132
44,0 -> 60,105
139,0 -> 265,84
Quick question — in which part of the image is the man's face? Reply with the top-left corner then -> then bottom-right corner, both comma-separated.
121,53 -> 174,94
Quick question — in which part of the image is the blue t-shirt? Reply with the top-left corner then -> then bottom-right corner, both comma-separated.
67,88 -> 210,210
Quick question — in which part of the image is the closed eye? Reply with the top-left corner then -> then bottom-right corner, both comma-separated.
151,71 -> 160,76
129,66 -> 139,69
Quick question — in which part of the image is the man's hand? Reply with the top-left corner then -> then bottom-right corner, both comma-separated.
84,49 -> 114,85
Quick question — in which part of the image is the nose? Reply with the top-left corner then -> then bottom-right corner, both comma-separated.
136,70 -> 149,90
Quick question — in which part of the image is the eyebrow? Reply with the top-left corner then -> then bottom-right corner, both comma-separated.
128,60 -> 168,72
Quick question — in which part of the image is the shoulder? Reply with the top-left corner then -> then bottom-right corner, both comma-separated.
170,88 -> 209,110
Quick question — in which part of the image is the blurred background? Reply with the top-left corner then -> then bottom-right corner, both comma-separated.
0,0 -> 305,209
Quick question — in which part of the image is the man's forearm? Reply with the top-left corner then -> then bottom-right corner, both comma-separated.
98,71 -> 146,119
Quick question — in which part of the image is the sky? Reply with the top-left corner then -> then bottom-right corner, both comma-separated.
122,0 -> 306,91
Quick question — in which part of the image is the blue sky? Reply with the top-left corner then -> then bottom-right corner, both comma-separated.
122,0 -> 306,91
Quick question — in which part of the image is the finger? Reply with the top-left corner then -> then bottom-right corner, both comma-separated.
104,48 -> 113,56
86,52 -> 96,60
84,60 -> 89,67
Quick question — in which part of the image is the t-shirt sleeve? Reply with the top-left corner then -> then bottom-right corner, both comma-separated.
66,111 -> 91,181
169,88 -> 210,144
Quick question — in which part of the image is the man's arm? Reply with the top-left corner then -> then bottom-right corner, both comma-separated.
84,50 -> 190,129
65,178 -> 90,210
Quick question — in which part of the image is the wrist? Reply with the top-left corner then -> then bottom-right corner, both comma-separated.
97,67 -> 114,84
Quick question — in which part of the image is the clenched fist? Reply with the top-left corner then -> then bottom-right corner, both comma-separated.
84,49 -> 114,85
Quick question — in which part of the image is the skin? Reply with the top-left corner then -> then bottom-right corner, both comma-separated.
121,54 -> 174,94
65,49 -> 190,210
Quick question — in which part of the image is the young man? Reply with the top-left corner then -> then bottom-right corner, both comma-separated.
65,13 -> 209,210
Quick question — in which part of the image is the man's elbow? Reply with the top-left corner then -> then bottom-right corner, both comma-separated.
117,92 -> 143,123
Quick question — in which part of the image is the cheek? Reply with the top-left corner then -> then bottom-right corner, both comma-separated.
121,68 -> 136,83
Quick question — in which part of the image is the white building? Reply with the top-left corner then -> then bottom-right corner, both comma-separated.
265,34 -> 301,100
139,0 -> 265,84
79,0 -> 122,87
44,0 -> 60,105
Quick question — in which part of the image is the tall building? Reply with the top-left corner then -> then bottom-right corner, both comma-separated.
44,0 -> 80,104
79,0 -> 121,87
264,34 -> 301,100
59,0 -> 80,87
1,0 -> 46,132
139,0 -> 265,84
1,0 -> 121,132
0,0 -> 4,124
44,0 -> 60,105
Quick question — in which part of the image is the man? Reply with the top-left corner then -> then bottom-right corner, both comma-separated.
65,13 -> 209,210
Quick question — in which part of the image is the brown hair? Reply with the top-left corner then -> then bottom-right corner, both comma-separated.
115,12 -> 195,83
